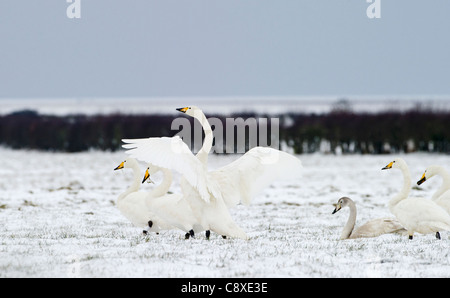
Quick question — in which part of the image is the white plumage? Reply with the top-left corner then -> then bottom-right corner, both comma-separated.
332,197 -> 406,240
113,158 -> 174,234
122,106 -> 303,240
142,165 -> 205,238
417,165 -> 450,214
382,158 -> 450,239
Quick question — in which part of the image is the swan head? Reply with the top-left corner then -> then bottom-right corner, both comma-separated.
332,197 -> 352,214
142,167 -> 155,184
176,106 -> 202,118
381,158 -> 407,171
417,165 -> 441,185
114,158 -> 139,171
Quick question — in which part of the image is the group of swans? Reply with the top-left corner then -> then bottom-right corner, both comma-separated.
114,106 -> 303,240
333,158 -> 450,240
113,105 -> 450,242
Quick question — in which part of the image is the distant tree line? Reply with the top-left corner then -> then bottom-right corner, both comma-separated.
0,108 -> 449,154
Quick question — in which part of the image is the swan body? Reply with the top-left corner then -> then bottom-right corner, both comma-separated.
382,158 -> 450,239
417,165 -> 450,214
122,106 -> 303,240
114,158 -> 174,234
332,197 -> 406,240
142,165 -> 205,238
433,190 -> 450,215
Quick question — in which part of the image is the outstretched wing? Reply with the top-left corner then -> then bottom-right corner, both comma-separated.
122,136 -> 214,202
210,147 -> 303,207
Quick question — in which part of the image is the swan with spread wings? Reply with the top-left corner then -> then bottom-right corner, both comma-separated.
122,106 -> 303,240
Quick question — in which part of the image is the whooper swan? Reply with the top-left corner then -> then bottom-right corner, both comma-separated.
114,158 -> 175,235
382,158 -> 450,240
142,165 -> 206,239
417,165 -> 450,214
332,196 -> 406,240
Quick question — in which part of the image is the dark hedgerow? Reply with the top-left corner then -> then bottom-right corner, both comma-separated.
0,109 -> 449,154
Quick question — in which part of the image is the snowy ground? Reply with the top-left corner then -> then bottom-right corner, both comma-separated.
0,148 -> 449,278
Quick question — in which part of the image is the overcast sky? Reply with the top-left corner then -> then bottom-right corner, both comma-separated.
1,0 -> 449,99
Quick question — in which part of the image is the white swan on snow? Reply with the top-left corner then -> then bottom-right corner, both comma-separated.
141,165 -> 206,239
382,158 -> 450,240
114,158 -> 175,235
122,106 -> 303,240
417,165 -> 450,214
332,196 -> 406,240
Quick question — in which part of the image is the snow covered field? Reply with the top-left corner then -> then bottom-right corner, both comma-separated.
1,148 -> 449,278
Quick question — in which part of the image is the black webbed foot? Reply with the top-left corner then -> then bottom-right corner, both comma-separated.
205,230 -> 210,240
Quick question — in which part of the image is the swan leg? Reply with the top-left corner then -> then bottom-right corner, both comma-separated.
142,226 -> 150,235
189,229 -> 195,238
222,235 -> 227,239
436,232 -> 441,240
185,232 -> 190,239
205,230 -> 210,240
148,221 -> 159,235
408,235 -> 413,240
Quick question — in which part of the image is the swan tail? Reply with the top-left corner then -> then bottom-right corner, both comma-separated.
211,221 -> 249,240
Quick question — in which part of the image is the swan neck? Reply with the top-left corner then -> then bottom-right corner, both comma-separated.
389,164 -> 411,212
149,168 -> 172,197
118,164 -> 141,202
341,202 -> 356,240
195,112 -> 213,164
433,168 -> 450,200
441,169 -> 450,183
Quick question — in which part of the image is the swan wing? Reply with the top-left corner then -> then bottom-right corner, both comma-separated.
210,147 -> 303,207
352,218 -> 406,238
122,136 -> 212,202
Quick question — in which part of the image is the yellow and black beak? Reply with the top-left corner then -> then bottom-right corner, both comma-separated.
114,161 -> 125,171
382,161 -> 394,170
332,203 -> 341,214
176,107 -> 189,113
142,168 -> 154,184
417,173 -> 427,185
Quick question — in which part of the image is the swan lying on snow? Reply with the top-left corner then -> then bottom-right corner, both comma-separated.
332,197 -> 406,240
417,165 -> 450,214
122,106 -> 303,240
382,158 -> 450,240
114,158 -> 174,235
